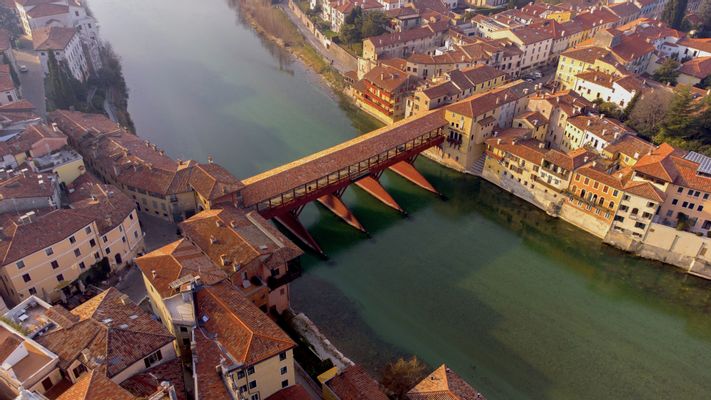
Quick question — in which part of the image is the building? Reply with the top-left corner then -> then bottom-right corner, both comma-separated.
672,37 -> 711,60
0,175 -> 141,305
352,63 -> 419,123
32,26 -> 88,82
407,364 -> 487,400
191,281 -> 296,400
601,133 -> 655,167
0,318 -> 60,398
0,29 -> 16,72
572,70 -> 660,109
0,169 -> 60,214
610,179 -> 665,239
425,80 -> 534,172
0,101 -> 42,137
526,90 -> 592,149
487,24 -> 553,71
179,206 -> 303,314
322,365 -> 389,400
677,56 -> 711,86
49,110 -> 201,222
189,161 -> 244,211
562,115 -> 633,153
632,144 -> 711,234
406,64 -> 507,117
0,64 -> 19,105
362,22 -> 449,60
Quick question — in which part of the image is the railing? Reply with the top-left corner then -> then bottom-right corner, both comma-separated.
254,128 -> 443,212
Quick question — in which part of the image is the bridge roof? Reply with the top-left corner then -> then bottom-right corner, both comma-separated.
240,110 -> 447,207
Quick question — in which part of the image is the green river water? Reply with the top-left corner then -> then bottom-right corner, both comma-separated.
90,0 -> 711,398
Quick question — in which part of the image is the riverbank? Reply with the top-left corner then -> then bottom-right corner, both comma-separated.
234,0 -> 381,133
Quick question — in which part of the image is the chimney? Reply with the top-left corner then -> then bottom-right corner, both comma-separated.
152,270 -> 157,279
584,156 -> 589,162
587,119 -> 592,126
209,235 -> 218,245
497,138 -> 502,144
634,151 -> 640,159
208,155 -> 214,164
538,142 -> 545,149
51,122 -> 59,132
496,97 -> 500,104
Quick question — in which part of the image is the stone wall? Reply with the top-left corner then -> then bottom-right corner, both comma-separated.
559,203 -> 611,239
287,0 -> 358,72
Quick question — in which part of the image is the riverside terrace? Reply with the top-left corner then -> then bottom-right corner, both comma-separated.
239,109 -> 448,255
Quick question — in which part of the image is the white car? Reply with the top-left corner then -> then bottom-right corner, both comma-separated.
19,65 -> 28,73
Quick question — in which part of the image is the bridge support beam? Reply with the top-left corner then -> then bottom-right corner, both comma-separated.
355,176 -> 405,214
389,160 -> 439,195
317,193 -> 367,233
274,212 -> 324,256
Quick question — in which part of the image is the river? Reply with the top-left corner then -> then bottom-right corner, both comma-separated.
89,0 -> 711,398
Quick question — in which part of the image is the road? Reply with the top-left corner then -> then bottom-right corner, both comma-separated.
14,37 -> 46,116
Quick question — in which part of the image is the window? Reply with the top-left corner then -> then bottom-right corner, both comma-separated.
22,274 -> 30,283
79,261 -> 86,269
72,364 -> 87,379
672,199 -> 678,205
144,350 -> 162,368
623,195 -> 631,201
85,226 -> 92,234
182,338 -> 189,347
689,203 -> 695,209
56,274 -> 64,282
16,260 -> 24,269
281,380 -> 289,388
694,191 -> 700,197
677,187 -> 683,193
279,352 -> 287,361
612,190 -> 619,197
704,193 -> 709,200
28,287 -> 36,295
280,366 -> 287,375
682,201 -> 689,208
237,370 -> 245,379
646,202 -> 655,208
702,220 -> 711,230
94,252 -> 100,260
89,239 -> 96,247
102,235 -> 108,243
666,210 -> 673,217
134,231 -> 139,239
239,385 -> 247,393
247,366 -> 255,375
634,222 -> 646,229
180,326 -> 188,332
251,395 -> 260,400
688,189 -> 694,195
699,205 -> 704,212
249,381 -> 257,389
69,236 -> 76,244
74,249 -> 81,257
45,247 -> 54,256
105,247 -> 111,254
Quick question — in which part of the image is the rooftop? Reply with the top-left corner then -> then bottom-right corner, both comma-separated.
32,26 -> 77,51
407,364 -> 486,400
325,365 -> 389,400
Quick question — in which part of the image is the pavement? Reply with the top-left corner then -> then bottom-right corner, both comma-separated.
14,36 -> 46,116
139,212 -> 181,252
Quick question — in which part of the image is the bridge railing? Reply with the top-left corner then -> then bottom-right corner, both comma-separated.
255,128 -> 443,212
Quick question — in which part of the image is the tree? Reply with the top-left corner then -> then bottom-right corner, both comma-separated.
361,11 -> 387,38
700,0 -> 711,31
652,58 -> 680,84
381,356 -> 427,400
658,85 -> 700,139
0,6 -> 22,40
626,90 -> 674,137
594,99 -> 624,120
622,92 -> 640,120
340,23 -> 360,44
45,52 -> 78,110
661,0 -> 689,30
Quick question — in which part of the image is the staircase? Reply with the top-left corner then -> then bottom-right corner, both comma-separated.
470,156 -> 486,177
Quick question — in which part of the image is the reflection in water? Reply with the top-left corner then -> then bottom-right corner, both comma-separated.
87,0 -> 711,398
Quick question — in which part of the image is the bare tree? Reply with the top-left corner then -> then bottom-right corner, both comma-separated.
626,89 -> 674,137
381,356 -> 427,400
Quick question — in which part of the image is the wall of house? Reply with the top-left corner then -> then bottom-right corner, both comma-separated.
110,342 -> 177,384
559,202 -> 612,238
227,350 -> 295,400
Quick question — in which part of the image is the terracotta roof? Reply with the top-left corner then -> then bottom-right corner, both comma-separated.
362,64 -> 415,92
120,358 -> 187,400
195,282 -> 295,366
49,110 -> 198,197
576,164 -> 630,190
66,174 -> 136,235
57,369 -> 137,400
510,25 -> 553,45
607,2 -> 641,19
265,385 -> 312,400
192,326 -> 231,400
568,115 -> 631,143
32,26 -> 77,50
0,208 -> 93,267
2,123 -> 66,155
240,109 -> 447,206
366,24 -> 446,48
574,8 -> 618,29
326,365 -> 389,400
624,180 -> 665,202
679,56 -> 711,79
603,134 -> 654,160
189,162 -> 243,202
407,364 -> 486,400
447,80 -> 534,118
516,111 -> 548,127
0,64 -> 14,92
576,70 -> 614,89
0,29 -> 10,51
180,206 -> 302,274
0,169 -> 55,200
677,37 -> 711,54
632,143 -> 683,182
529,90 -> 593,117
27,3 -> 68,18
544,148 -> 595,171
136,239 -> 227,299
486,131 -> 547,165
562,45 -> 612,64
36,288 -> 174,378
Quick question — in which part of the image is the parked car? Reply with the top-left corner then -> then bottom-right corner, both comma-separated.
19,65 -> 28,73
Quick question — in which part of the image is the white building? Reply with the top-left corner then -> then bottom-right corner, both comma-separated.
32,26 -> 88,82
0,64 -> 20,105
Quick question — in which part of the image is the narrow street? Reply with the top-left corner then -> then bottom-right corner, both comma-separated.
14,36 -> 46,116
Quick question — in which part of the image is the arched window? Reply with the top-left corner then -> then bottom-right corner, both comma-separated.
580,189 -> 586,198
609,201 -> 615,208
631,208 -> 639,215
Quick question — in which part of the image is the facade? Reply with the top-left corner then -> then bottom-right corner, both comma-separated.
406,64 -> 507,117
526,90 -> 592,149
362,22 -> 449,60
488,25 -> 553,71
611,180 -> 665,239
191,281 -> 296,400
32,26 -> 88,82
561,115 -> 632,153
425,80 -> 534,172
352,64 -> 419,123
